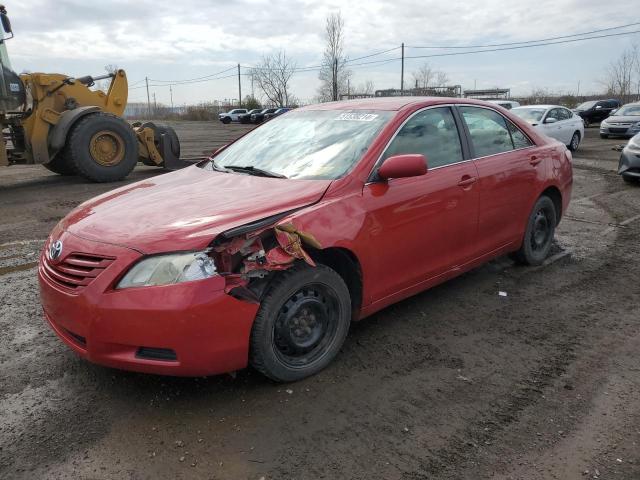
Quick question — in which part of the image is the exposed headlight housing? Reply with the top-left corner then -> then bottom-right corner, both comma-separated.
117,251 -> 217,289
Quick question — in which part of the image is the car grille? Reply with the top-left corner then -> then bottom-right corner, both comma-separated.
609,127 -> 628,134
42,252 -> 115,292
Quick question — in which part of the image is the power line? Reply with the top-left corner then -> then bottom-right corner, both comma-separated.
406,21 -> 640,49
148,65 -> 237,83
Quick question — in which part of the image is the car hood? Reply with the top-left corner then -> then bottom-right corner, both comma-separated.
603,115 -> 640,123
61,166 -> 332,254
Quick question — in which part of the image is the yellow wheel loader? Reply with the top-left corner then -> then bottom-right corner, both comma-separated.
0,5 -> 182,182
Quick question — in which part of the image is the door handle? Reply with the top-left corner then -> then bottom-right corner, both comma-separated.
457,175 -> 477,187
529,155 -> 542,166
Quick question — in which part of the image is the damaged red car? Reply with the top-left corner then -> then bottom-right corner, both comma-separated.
39,98 -> 572,382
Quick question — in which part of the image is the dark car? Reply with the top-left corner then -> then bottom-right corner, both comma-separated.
264,107 -> 291,121
251,108 -> 278,124
238,109 -> 263,124
573,99 -> 620,128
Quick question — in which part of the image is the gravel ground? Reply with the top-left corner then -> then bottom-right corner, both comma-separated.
1,124 -> 639,480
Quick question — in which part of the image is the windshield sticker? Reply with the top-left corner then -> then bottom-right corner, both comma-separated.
335,112 -> 379,122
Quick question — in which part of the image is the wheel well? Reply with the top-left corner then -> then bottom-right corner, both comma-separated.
541,186 -> 562,225
309,247 -> 363,319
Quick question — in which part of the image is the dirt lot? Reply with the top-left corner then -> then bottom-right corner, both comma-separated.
1,123 -> 639,480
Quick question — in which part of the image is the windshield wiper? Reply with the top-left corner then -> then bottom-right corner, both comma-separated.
224,165 -> 287,178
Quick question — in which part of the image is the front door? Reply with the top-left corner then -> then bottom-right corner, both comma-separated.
363,106 -> 479,301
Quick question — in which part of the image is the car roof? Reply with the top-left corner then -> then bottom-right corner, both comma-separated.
297,96 -> 516,112
513,105 -> 566,110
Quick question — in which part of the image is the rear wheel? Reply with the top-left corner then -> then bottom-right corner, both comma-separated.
568,131 -> 580,151
43,147 -> 76,176
250,264 -> 351,382
513,196 -> 557,266
139,122 -> 180,166
67,112 -> 138,182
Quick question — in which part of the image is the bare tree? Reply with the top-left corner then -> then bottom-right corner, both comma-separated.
600,44 -> 639,104
412,63 -> 434,89
433,71 -> 450,87
357,80 -> 376,95
252,51 -> 297,107
318,12 -> 351,102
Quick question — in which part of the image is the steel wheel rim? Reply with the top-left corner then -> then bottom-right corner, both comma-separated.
531,208 -> 552,252
89,130 -> 125,166
272,283 -> 340,368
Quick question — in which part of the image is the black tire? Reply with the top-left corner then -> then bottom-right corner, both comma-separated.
222,117 -> 231,124
67,112 -> 138,182
622,174 -> 639,185
43,147 -> 76,176
568,131 -> 580,151
512,196 -> 557,266
250,264 -> 351,382
600,133 -> 609,139
583,118 -> 590,128
139,122 -> 180,166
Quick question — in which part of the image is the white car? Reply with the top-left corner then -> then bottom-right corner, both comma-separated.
488,100 -> 521,110
218,108 -> 248,124
511,105 -> 584,151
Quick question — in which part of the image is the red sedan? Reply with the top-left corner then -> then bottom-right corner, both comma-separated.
39,97 -> 572,382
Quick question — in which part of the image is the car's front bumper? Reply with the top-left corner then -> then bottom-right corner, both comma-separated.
618,147 -> 640,178
600,122 -> 640,137
38,230 -> 259,377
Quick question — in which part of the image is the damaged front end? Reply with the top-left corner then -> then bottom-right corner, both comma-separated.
211,220 -> 321,303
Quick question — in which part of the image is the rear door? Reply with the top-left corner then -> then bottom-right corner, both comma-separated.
457,106 -> 538,255
363,106 -> 479,300
540,108 -> 565,143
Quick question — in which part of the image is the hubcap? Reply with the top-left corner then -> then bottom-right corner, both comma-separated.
571,134 -> 579,150
273,284 -> 339,367
531,208 -> 551,251
89,130 -> 125,166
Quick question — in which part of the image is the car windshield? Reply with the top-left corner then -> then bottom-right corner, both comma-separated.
511,107 -> 546,123
209,109 -> 393,179
576,101 -> 596,110
615,104 -> 640,116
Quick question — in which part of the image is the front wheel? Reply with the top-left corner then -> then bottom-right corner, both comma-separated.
622,174 -> 639,185
221,117 -> 231,124
67,112 -> 138,182
600,133 -> 609,139
568,131 -> 580,151
250,264 -> 351,382
512,196 -> 557,266
583,118 -> 590,128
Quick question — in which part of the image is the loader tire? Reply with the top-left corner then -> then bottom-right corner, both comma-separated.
139,122 -> 180,166
68,112 -> 138,183
43,148 -> 77,176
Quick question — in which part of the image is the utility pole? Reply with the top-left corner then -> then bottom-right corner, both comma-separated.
347,78 -> 350,99
576,80 -> 580,98
145,76 -> 151,117
153,92 -> 157,114
169,85 -> 174,110
238,64 -> 242,108
400,42 -> 405,95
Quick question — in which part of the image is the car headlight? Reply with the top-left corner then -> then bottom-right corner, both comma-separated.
627,134 -> 640,151
117,251 -> 217,289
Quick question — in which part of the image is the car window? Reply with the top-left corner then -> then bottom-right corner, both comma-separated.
382,107 -> 463,169
460,106 -> 514,157
546,108 -> 562,121
555,108 -> 572,121
506,120 -> 533,149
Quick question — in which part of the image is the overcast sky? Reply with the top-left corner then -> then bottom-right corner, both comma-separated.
7,0 -> 639,106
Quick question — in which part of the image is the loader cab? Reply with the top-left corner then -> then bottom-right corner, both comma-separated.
0,5 -> 25,112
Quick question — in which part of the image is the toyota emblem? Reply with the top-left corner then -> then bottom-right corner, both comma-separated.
49,240 -> 63,261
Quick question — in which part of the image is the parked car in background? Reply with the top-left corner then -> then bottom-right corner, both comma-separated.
263,107 -> 291,121
511,105 -> 584,151
618,132 -> 640,184
39,97 -> 572,382
488,100 -> 521,110
238,109 -> 263,124
251,108 -> 278,124
219,109 -> 248,124
572,99 -> 620,128
599,102 -> 640,138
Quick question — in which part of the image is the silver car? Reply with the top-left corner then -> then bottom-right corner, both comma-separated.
600,103 -> 640,138
618,132 -> 640,185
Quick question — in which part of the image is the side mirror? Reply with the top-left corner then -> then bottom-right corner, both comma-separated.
0,12 -> 13,37
595,105 -> 602,110
610,109 -> 618,115
378,154 -> 427,180
544,117 -> 558,124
